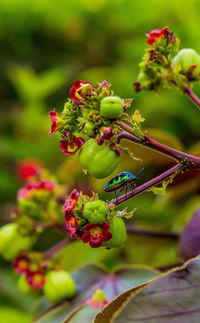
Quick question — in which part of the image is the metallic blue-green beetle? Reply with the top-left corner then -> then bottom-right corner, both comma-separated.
104,172 -> 136,192
104,171 -> 137,201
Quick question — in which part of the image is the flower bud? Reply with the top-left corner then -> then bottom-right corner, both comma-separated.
0,223 -> 35,260
172,48 -> 200,76
179,206 -> 200,261
43,270 -> 76,303
86,289 -> 110,308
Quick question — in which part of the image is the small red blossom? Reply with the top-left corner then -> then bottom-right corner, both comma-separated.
86,289 -> 110,309
17,180 -> 57,200
59,137 -> 85,155
17,161 -> 41,180
145,26 -> 168,46
12,255 -> 30,275
49,108 -> 60,136
38,180 -> 57,191
18,186 -> 33,199
69,80 -> 93,105
81,223 -> 112,248
65,214 -> 79,238
97,127 -> 115,145
26,270 -> 46,290
63,189 -> 80,213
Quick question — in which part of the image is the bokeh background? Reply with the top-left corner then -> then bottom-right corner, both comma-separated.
1,0 -> 200,321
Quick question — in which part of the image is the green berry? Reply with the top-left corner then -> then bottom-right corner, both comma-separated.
0,223 -> 35,260
78,139 -> 121,179
100,96 -> 123,119
172,48 -> 200,76
83,122 -> 95,136
104,216 -> 126,248
83,200 -> 107,223
43,270 -> 76,303
18,275 -> 39,297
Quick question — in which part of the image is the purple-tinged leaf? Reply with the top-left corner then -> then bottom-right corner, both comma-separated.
96,256 -> 200,323
34,264 -> 158,323
179,206 -> 200,261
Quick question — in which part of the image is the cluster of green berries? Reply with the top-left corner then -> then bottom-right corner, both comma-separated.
63,189 -> 127,248
134,26 -> 200,92
49,80 -> 132,179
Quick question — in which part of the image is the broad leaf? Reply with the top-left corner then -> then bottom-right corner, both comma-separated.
34,264 -> 158,323
95,256 -> 200,323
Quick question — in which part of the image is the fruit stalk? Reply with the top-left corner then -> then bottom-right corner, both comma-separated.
184,85 -> 200,110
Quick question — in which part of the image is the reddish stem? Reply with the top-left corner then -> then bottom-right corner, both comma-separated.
184,85 -> 200,111
115,126 -> 200,206
118,125 -> 200,165
115,164 -> 181,206
126,225 -> 179,239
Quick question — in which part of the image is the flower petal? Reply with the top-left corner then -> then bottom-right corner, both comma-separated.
82,231 -> 91,243
101,230 -> 112,242
49,108 -> 59,136
85,223 -> 98,231
70,189 -> 80,200
89,237 -> 102,248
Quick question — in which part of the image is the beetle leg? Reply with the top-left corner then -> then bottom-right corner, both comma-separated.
115,187 -> 124,203
130,182 -> 136,194
125,184 -> 128,199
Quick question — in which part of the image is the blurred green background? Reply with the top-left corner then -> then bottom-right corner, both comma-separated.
1,0 -> 200,321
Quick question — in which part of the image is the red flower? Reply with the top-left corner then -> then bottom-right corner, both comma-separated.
38,180 -> 57,191
59,136 -> 85,156
17,161 -> 41,180
65,214 -> 79,238
63,189 -> 80,213
12,255 -> 30,275
82,223 -> 112,248
69,80 -> 93,105
145,26 -> 168,46
49,108 -> 60,135
26,270 -> 46,290
17,180 -> 57,200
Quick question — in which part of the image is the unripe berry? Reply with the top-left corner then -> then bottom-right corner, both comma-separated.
100,96 -> 123,119
0,223 -> 35,260
83,122 -> 95,136
17,275 -> 39,297
104,216 -> 126,248
83,200 -> 107,223
78,139 -> 121,179
172,48 -> 200,76
43,270 -> 76,303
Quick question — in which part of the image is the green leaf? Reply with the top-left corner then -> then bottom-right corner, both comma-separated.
148,180 -> 170,195
96,256 -> 200,323
0,306 -> 32,323
34,264 -> 158,323
9,66 -> 66,103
